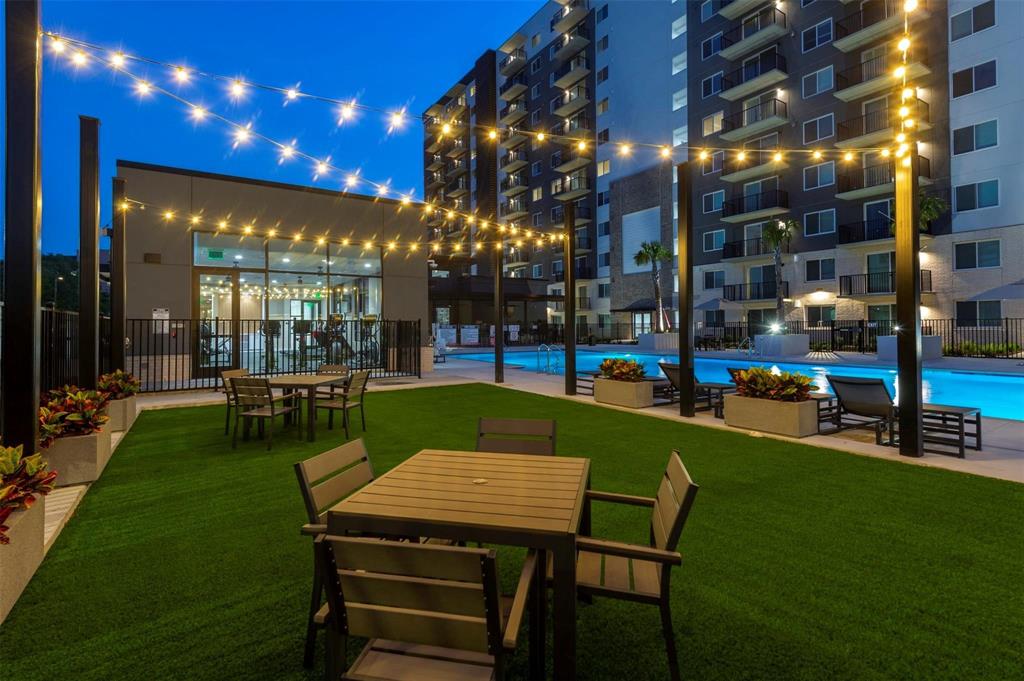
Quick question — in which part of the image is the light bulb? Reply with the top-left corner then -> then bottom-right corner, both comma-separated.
191,106 -> 207,121
843,151 -> 854,162
441,123 -> 452,135
577,141 -> 587,151
51,37 -> 66,53
619,144 -> 632,155
904,0 -> 918,12
661,147 -> 671,158
72,51 -> 88,67
315,161 -> 328,175
174,66 -> 189,82
812,150 -> 823,160
280,145 -> 296,159
286,88 -> 299,100
698,150 -> 709,161
736,151 -> 746,162
488,129 -> 498,140
110,51 -> 126,67
894,66 -> 906,79
773,152 -> 783,162
897,37 -> 910,52
135,80 -> 151,96
230,79 -> 245,97
163,211 -> 174,221
537,132 -> 546,142
389,110 -> 406,129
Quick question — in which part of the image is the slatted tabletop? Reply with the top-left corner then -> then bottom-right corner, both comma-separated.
266,374 -> 346,388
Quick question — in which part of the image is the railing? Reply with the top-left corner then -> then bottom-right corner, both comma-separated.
500,149 -> 529,168
836,0 -> 904,39
722,236 -> 788,259
722,189 -> 788,217
553,55 -> 589,81
499,199 -> 529,217
553,266 -> 594,282
446,178 -> 468,194
550,0 -> 587,30
499,48 -> 527,72
836,100 -> 929,141
722,281 -> 789,301
499,72 -> 528,95
576,296 -> 592,310
445,159 -> 466,175
500,174 -> 528,193
550,204 -> 593,223
837,48 -> 928,90
723,149 -> 777,176
721,6 -> 786,50
839,270 -> 933,296
559,85 -> 591,108
499,99 -> 527,120
552,174 -> 590,196
556,24 -> 590,49
837,157 -> 931,193
722,52 -> 787,91
551,115 -> 592,137
836,218 -> 930,244
553,234 -> 593,252
721,98 -> 786,134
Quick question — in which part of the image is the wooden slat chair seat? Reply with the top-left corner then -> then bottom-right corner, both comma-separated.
315,364 -> 350,401
230,376 -> 301,450
476,418 -> 557,456
316,370 -> 369,440
316,535 -> 537,681
220,368 -> 250,435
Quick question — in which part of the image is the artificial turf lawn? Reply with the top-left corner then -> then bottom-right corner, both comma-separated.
1,383 -> 1022,681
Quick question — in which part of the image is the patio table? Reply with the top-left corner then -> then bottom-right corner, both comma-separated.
326,448 -> 591,681
266,374 -> 348,442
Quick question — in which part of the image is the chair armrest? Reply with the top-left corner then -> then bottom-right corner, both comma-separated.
585,489 -> 656,507
502,549 -> 538,651
272,393 -> 300,403
301,523 -> 327,537
575,537 -> 682,566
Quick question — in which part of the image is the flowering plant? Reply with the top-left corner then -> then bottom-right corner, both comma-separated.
41,386 -> 109,440
0,445 -> 58,544
733,367 -> 813,402
598,358 -> 646,383
38,407 -> 65,449
97,370 -> 141,400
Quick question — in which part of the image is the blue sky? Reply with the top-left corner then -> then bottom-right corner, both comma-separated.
3,0 -> 543,253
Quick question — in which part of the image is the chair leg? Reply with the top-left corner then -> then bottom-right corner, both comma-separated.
328,409 -> 334,430
360,403 -> 366,431
660,599 -> 681,681
342,409 -> 350,440
224,402 -> 231,435
231,414 -> 240,449
304,557 -> 322,669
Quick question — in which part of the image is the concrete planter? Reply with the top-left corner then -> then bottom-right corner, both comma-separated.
636,333 -> 678,351
877,335 -> 942,361
105,396 -> 138,432
421,346 -> 435,373
755,333 -> 810,357
42,429 -> 113,487
0,497 -> 45,623
724,394 -> 819,438
594,378 -> 654,409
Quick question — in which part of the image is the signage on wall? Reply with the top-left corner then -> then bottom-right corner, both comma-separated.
206,249 -> 225,261
152,307 -> 170,334
460,325 -> 480,345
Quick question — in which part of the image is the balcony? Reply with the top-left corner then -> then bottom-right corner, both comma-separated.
837,219 -> 934,248
499,72 -> 528,101
425,136 -> 444,154
722,236 -> 790,262
719,0 -> 766,21
446,177 -> 469,198
551,0 -> 588,33
499,99 -> 528,126
553,85 -> 591,118
835,99 -> 931,148
500,199 -> 530,221
720,52 -> 788,101
553,265 -> 595,282
839,270 -> 933,297
499,148 -> 529,172
550,204 -> 593,227
720,7 -> 787,61
552,174 -> 590,201
426,154 -> 444,171
722,281 -> 789,302
835,0 -> 928,53
835,49 -> 930,102
500,174 -> 529,197
425,171 -> 444,190
445,138 -> 467,158
553,55 -> 590,89
835,157 -> 931,200
552,114 -> 592,139
721,149 -> 788,184
553,25 -> 590,62
505,247 -> 531,266
499,48 -> 527,77
721,189 -> 789,223
719,98 -> 788,142
500,126 -> 529,148
576,296 -> 593,311
445,158 -> 468,177
553,146 -> 591,174
555,233 -> 593,253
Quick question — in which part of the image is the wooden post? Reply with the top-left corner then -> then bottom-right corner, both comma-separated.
79,116 -> 101,388
110,177 -> 128,370
563,201 -> 576,395
3,0 -> 42,452
494,237 -> 504,383
895,147 -> 923,457
676,162 -> 695,417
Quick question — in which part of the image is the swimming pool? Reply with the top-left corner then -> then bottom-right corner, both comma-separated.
455,350 -> 1024,422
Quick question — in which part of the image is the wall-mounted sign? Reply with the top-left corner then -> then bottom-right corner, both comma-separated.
206,249 -> 224,260
152,307 -> 170,334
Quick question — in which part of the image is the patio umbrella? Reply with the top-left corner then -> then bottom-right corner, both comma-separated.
694,297 -> 741,311
968,279 -> 1024,301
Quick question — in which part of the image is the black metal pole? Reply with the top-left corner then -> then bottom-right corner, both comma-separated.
494,236 -> 504,383
79,116 -> 100,388
676,162 -> 695,416
3,0 -> 42,453
563,201 -> 576,395
111,177 -> 128,370
895,147 -> 923,457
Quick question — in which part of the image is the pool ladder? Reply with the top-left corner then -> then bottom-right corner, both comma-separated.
537,344 -> 563,374
738,337 -> 760,358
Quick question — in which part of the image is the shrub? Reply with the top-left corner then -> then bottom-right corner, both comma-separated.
0,445 -> 58,544
598,358 -> 646,382
41,387 -> 109,442
38,407 -> 65,449
97,370 -> 141,400
943,341 -> 1022,358
733,366 -> 813,402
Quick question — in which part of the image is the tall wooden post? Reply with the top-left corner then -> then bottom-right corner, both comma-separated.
494,238 -> 504,383
79,116 -> 101,388
3,0 -> 43,452
563,201 -> 576,395
676,162 -> 695,416
895,147 -> 923,457
110,177 -> 128,370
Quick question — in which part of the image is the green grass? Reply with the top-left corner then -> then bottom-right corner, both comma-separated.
2,384 -> 1022,680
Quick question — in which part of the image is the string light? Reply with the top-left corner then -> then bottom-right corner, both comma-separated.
536,132 -> 546,142
174,66 -> 190,83
72,50 -> 88,67
230,79 -> 246,98
50,36 -> 65,53
618,144 -> 631,156
488,129 -> 498,140
660,147 -> 671,158
110,51 -> 126,67
773,152 -> 783,162
135,80 -> 151,96
698,150 -> 708,161
191,105 -> 207,121
285,87 -> 299,101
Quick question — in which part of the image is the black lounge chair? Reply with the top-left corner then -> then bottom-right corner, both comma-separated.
658,362 -> 735,417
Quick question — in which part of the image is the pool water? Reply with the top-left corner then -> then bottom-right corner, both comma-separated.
455,350 -> 1024,422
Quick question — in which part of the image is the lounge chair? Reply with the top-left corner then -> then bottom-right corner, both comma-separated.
658,362 -> 735,417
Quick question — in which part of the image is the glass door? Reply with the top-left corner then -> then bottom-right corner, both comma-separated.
866,251 -> 896,294
193,268 -> 239,378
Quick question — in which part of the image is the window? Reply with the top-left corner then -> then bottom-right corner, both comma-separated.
531,84 -> 540,99
700,0 -> 714,23
956,300 -> 1001,327
802,19 -> 832,52
597,4 -> 608,22
597,35 -> 609,52
532,212 -> 543,227
805,257 -> 835,281
598,128 -> 610,144
703,270 -> 725,290
532,263 -> 543,278
802,65 -> 833,98
702,150 -> 724,175
549,96 -> 561,114
802,113 -> 835,144
951,1 -> 996,41
672,52 -> 688,75
701,33 -> 722,60
598,252 -> 611,268
531,161 -> 542,176
597,98 -> 609,115
548,44 -> 557,60
954,239 -> 1000,269
702,111 -> 724,136
702,229 -> 725,251
803,162 -> 835,190
804,209 -> 836,236
671,15 -> 687,40
672,125 -> 688,147
598,283 -> 611,298
702,190 -> 724,214
531,187 -> 543,202
953,120 -> 998,155
598,221 -> 610,236
672,88 -> 687,111
955,180 -> 999,212
704,309 -> 725,327
597,66 -> 609,84
806,305 -> 835,326
598,313 -> 612,328
549,151 -> 562,167
597,191 -> 610,207
597,160 -> 611,177
801,0 -> 818,6
530,58 -> 542,74
952,60 -> 997,97
530,109 -> 541,125
702,72 -> 723,98
531,33 -> 541,47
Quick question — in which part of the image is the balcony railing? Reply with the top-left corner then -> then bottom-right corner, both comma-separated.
722,236 -> 789,259
550,204 -> 593,224
837,49 -> 928,90
499,48 -> 527,75
499,72 -> 528,96
839,270 -> 933,296
836,0 -> 904,40
722,149 -> 777,176
552,174 -> 590,198
722,189 -> 789,218
550,0 -> 587,32
836,100 -> 929,142
722,52 -> 787,91
837,219 -> 932,244
499,199 -> 529,218
499,99 -> 528,122
551,115 -> 592,137
445,158 -> 467,175
576,296 -> 592,311
426,171 -> 444,188
446,178 -> 468,194
721,98 -> 787,135
500,174 -> 528,193
499,148 -> 529,168
553,55 -> 589,84
837,157 -> 931,193
721,6 -> 786,51
722,281 -> 789,301
553,265 -> 595,282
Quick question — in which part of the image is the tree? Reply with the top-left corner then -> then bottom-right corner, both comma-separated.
633,241 -> 673,333
761,220 -> 796,329
918,193 -> 949,231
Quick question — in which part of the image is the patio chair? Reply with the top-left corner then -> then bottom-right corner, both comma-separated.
825,376 -> 895,445
558,450 -> 699,681
315,370 -> 369,439
476,417 -> 557,455
230,376 -> 302,450
315,534 -> 538,681
220,368 -> 250,435
314,364 -> 350,402
659,362 -> 735,417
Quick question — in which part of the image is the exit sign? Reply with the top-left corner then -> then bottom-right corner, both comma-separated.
207,249 -> 224,260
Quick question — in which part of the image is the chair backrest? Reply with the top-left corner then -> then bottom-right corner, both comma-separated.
658,362 -> 683,391
346,370 -> 370,398
231,376 -> 272,409
293,439 -> 375,524
316,535 -> 504,657
826,375 -> 893,418
476,417 -> 556,455
221,368 -> 250,395
317,363 -> 349,376
650,450 -> 699,552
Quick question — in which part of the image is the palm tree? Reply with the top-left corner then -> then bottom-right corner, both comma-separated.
633,241 -> 673,333
761,219 -> 796,329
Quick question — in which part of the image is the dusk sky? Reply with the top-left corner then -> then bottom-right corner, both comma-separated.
3,1 -> 542,254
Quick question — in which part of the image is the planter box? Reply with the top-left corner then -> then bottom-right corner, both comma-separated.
594,378 -> 654,409
421,346 -> 435,373
877,335 -> 942,361
724,394 -> 819,438
0,497 -> 45,624
42,429 -> 113,487
636,333 -> 678,351
105,396 -> 138,432
755,333 -> 810,357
